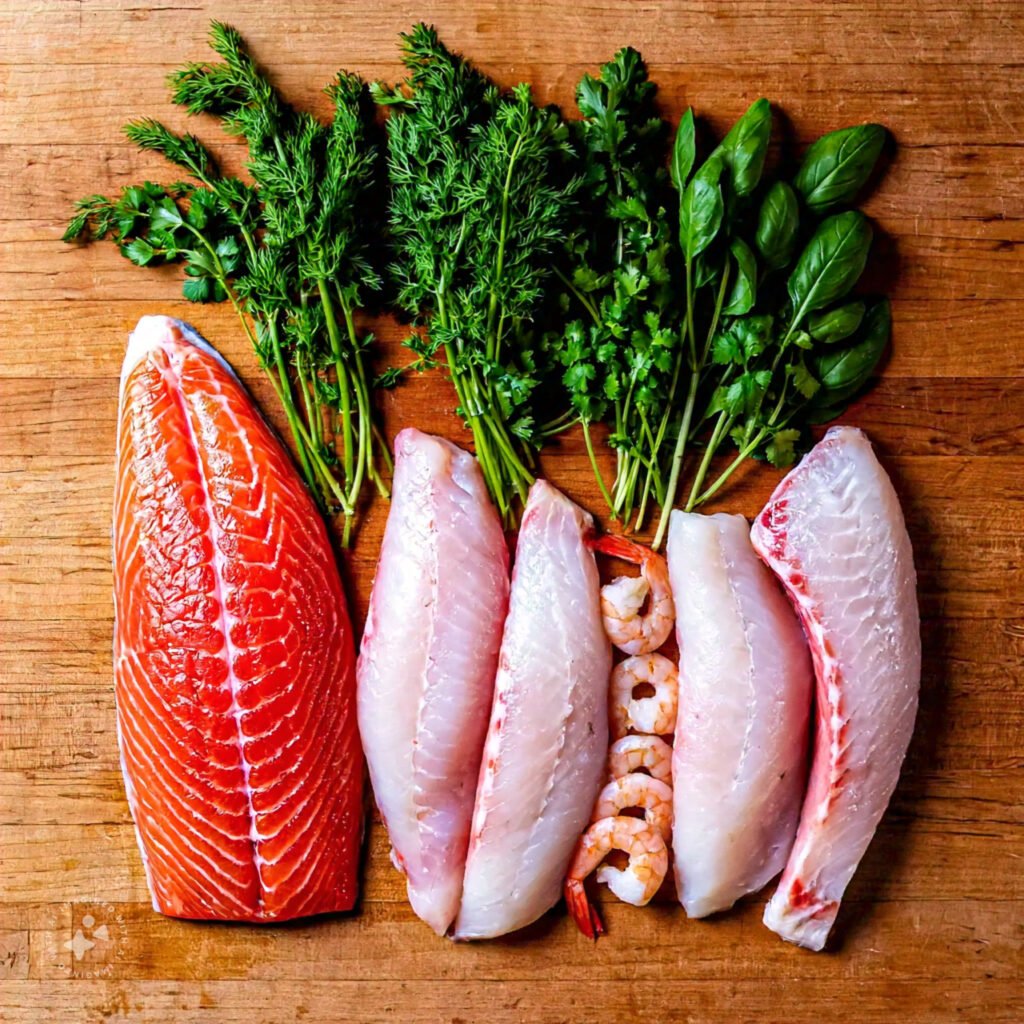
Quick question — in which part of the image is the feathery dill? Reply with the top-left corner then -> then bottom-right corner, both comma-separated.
372,24 -> 579,525
64,21 -> 390,545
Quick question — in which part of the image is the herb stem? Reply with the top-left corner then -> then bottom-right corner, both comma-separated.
693,428 -> 768,507
684,410 -> 733,511
317,279 -> 355,489
266,315 -> 320,504
582,419 -> 616,516
651,367 -> 699,550
337,283 -> 390,498
553,265 -> 601,324
486,128 -> 527,359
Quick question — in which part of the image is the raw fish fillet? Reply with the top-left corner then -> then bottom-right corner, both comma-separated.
113,315 -> 362,921
455,481 -> 611,939
357,429 -> 509,935
751,426 -> 920,950
668,511 -> 813,918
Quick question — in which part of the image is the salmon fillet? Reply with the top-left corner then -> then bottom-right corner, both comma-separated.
113,315 -> 362,921
751,426 -> 920,950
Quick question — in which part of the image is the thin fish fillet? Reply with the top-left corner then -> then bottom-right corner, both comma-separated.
356,429 -> 509,935
751,426 -> 920,950
455,481 -> 611,940
667,511 -> 813,918
113,315 -> 361,921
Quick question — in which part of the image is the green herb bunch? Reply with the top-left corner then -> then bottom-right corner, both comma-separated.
64,22 -> 391,545
553,57 -> 890,546
654,120 -> 889,544
373,24 -> 580,525
552,48 -> 679,530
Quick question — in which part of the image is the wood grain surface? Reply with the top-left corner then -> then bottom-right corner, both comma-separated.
1,2 -> 1022,1021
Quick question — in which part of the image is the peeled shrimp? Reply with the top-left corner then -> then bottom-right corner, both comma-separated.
590,535 -> 674,655
593,773 -> 673,841
607,734 -> 673,785
609,653 -> 679,738
564,817 -> 669,939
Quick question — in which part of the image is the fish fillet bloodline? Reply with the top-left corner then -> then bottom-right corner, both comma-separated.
751,426 -> 921,951
113,315 -> 362,922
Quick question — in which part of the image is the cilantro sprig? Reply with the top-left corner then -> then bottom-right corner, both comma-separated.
64,22 -> 391,545
373,25 -> 579,525
553,48 -> 678,528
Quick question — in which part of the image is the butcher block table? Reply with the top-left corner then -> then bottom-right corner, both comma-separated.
1,1 -> 1022,1020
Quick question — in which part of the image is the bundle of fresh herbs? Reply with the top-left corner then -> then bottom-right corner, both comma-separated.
548,47 -> 678,530
66,24 -> 892,544
372,24 -> 580,526
64,22 -> 390,545
555,49 -> 890,547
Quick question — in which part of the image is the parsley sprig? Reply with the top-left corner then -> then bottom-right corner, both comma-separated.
553,48 -> 677,529
373,25 -> 579,525
64,22 -> 391,545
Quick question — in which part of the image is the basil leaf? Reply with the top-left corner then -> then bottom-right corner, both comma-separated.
679,173 -> 724,261
787,210 -> 872,329
670,108 -> 696,191
808,300 -> 866,344
794,124 -> 886,214
723,237 -> 757,315
810,298 -> 890,417
694,246 -> 724,289
755,181 -> 799,270
720,97 -> 772,197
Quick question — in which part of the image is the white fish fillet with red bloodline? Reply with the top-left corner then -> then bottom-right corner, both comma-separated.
455,480 -> 611,940
113,315 -> 362,922
667,511 -> 813,918
751,426 -> 920,951
356,429 -> 509,936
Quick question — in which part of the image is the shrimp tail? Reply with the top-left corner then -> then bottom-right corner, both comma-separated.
588,533 -> 651,566
564,878 -> 605,940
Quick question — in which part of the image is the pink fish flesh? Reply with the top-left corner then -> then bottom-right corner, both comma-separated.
751,426 -> 920,951
668,511 -> 813,918
357,429 -> 509,935
455,480 -> 611,940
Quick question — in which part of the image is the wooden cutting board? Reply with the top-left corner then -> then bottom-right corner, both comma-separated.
1,2 -> 1021,1020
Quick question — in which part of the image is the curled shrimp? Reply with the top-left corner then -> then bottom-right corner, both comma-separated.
564,817 -> 669,938
609,653 -> 679,738
590,534 -> 674,655
593,772 -> 673,841
608,734 -> 673,785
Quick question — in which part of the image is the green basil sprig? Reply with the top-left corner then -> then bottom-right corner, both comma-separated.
787,211 -> 873,331
794,123 -> 886,213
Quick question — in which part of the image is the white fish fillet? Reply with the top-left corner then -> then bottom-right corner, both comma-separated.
455,480 -> 611,940
356,428 -> 509,935
752,426 -> 920,951
668,511 -> 813,918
